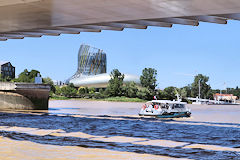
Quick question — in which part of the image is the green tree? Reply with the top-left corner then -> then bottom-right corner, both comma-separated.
206,89 -> 214,99
55,86 -> 62,95
233,86 -> 240,97
43,77 -> 56,95
77,87 -> 89,95
137,87 -> 153,100
163,86 -> 177,100
99,88 -> 104,94
60,84 -> 77,97
181,85 -> 192,98
140,68 -> 157,91
0,75 -> 3,82
191,74 -> 211,99
124,82 -> 138,98
0,74 -> 12,82
223,86 -> 240,98
14,69 -> 41,83
28,70 -> 40,82
0,74 -> 6,82
157,89 -> 166,99
106,69 -> 124,97
15,69 -> 30,82
89,87 -> 96,94
42,77 -> 53,85
177,87 -> 187,99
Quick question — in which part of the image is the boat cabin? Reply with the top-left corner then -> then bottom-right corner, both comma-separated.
144,100 -> 187,110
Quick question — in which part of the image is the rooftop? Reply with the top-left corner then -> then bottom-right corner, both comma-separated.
214,93 -> 234,96
0,61 -> 9,66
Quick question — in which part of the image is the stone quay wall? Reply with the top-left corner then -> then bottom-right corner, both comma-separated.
0,82 -> 50,110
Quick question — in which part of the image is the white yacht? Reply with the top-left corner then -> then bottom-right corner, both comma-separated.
139,100 -> 191,118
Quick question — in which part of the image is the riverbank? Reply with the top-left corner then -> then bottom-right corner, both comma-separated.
50,96 -> 146,102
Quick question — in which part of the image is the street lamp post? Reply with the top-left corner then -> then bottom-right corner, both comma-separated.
198,79 -> 201,99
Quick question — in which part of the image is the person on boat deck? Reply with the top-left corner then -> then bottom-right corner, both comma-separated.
150,103 -> 155,108
152,103 -> 156,107
146,103 -> 154,112
166,103 -> 169,109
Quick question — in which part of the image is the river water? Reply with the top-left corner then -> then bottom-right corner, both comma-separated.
0,100 -> 239,159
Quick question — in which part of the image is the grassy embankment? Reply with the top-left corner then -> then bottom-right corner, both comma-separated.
50,96 -> 145,102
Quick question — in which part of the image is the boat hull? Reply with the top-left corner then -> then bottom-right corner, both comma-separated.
139,112 -> 191,118
156,112 -> 191,118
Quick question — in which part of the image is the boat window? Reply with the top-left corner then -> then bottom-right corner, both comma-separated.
175,104 -> 184,108
160,104 -> 166,109
146,102 -> 152,107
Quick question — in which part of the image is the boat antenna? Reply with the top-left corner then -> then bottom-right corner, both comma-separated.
175,89 -> 181,102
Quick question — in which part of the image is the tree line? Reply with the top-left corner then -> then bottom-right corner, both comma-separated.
53,68 -> 158,100
2,68 -> 240,100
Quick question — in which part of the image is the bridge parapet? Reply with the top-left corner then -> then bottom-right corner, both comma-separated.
0,82 -> 16,91
0,82 -> 51,91
15,83 -> 50,91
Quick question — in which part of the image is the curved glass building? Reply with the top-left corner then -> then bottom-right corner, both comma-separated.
72,44 -> 106,79
68,44 -> 140,88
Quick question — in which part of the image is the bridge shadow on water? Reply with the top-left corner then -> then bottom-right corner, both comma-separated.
0,111 -> 239,159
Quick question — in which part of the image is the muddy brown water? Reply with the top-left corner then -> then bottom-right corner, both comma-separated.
0,100 -> 239,159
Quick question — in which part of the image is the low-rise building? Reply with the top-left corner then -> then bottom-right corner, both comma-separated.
0,61 -> 15,79
213,93 -> 238,101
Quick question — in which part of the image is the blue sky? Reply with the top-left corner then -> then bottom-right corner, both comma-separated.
1,20 -> 240,89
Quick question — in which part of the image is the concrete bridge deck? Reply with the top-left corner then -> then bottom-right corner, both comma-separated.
1,0 -> 240,41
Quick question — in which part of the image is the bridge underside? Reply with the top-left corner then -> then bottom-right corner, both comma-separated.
1,0 -> 240,41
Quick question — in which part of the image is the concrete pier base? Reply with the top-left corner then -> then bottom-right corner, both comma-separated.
0,82 -> 50,110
